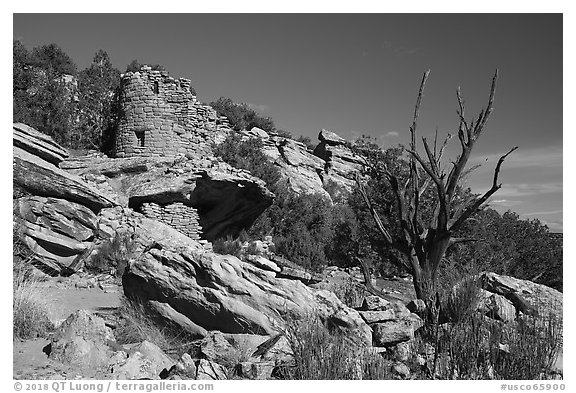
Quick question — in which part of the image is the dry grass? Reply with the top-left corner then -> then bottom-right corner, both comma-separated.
13,260 -> 53,340
277,313 -> 392,380
115,297 -> 193,354
327,276 -> 366,309
431,311 -> 563,380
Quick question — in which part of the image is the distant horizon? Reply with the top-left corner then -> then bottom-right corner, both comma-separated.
13,13 -> 563,232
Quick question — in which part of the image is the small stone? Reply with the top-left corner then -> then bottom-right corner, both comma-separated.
360,296 -> 390,311
196,359 -> 227,380
236,361 -> 275,380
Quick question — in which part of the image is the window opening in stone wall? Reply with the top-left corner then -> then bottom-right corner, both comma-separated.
135,130 -> 145,147
153,81 -> 159,94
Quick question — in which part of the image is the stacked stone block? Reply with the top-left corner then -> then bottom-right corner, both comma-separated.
115,65 -> 231,159
140,202 -> 202,240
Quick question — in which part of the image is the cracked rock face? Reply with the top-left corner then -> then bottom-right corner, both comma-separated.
14,196 -> 99,274
13,122 -> 69,165
236,128 -> 367,200
13,146 -> 115,213
60,153 -> 275,241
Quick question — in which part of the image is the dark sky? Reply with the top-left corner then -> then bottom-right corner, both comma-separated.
13,13 -> 563,231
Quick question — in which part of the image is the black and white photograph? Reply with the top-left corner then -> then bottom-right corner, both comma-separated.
10,7 -> 566,387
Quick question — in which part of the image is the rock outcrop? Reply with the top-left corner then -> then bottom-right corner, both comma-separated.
313,129 -> 367,192
61,153 -> 274,241
121,215 -> 371,344
111,341 -> 174,380
13,123 -> 69,165
357,295 -> 423,347
14,196 -> 99,274
480,272 -> 562,319
14,146 -> 115,213
48,310 -> 115,368
236,127 -> 366,201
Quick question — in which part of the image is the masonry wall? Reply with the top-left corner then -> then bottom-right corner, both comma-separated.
115,65 -> 231,158
140,202 -> 202,240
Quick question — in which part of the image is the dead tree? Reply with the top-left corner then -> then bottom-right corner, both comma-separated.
356,70 -> 517,315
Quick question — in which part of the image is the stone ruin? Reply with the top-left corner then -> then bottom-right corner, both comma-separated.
114,66 -> 233,240
115,65 -> 230,159
140,202 -> 202,241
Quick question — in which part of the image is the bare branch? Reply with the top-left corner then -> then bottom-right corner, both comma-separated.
355,173 -> 393,245
408,148 -> 449,230
446,71 -> 499,204
410,70 -> 431,151
456,86 -> 466,132
409,70 -> 431,212
433,127 -> 439,158
437,133 -> 453,165
449,146 -> 518,231
417,177 -> 433,199
408,149 -> 440,186
475,69 -> 499,136
422,137 -> 441,176
491,146 -> 518,188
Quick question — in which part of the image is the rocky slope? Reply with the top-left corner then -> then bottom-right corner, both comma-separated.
236,127 -> 366,201
13,123 -> 563,380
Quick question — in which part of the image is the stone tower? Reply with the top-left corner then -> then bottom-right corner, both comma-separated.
115,65 -> 230,158
114,66 -> 234,242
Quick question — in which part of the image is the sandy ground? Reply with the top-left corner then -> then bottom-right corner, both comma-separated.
13,274 -> 562,378
42,286 -> 122,322
13,281 -> 122,380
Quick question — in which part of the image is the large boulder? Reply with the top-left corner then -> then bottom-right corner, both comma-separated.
110,341 -> 175,380
313,129 -> 367,193
122,217 -> 372,344
13,146 -> 115,212
14,196 -> 99,274
196,359 -> 228,380
48,310 -> 115,368
13,123 -> 68,165
480,272 -> 562,319
476,290 -> 517,323
371,314 -> 424,347
272,137 -> 331,199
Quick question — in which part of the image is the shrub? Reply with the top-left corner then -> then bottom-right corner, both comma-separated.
210,97 -> 274,132
86,232 -> 135,278
213,235 -> 244,258
325,276 -> 366,309
125,59 -> 166,73
215,132 -> 361,272
438,266 -> 483,324
213,133 -> 281,186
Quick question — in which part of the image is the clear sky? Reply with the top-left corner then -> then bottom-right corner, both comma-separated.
13,13 -> 563,231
